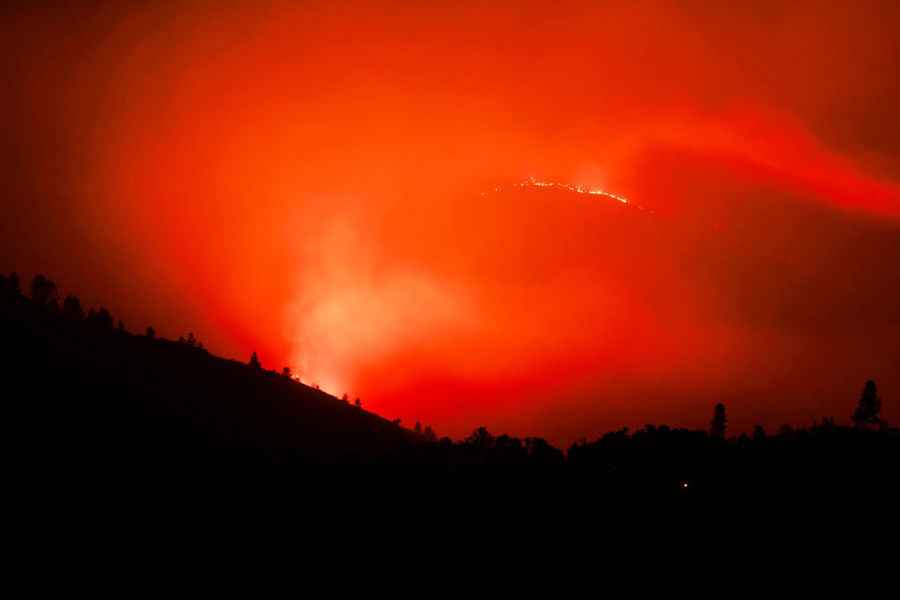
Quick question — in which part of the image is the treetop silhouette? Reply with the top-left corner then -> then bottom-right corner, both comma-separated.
710,403 -> 727,439
30,274 -> 58,308
62,295 -> 84,321
853,380 -> 883,428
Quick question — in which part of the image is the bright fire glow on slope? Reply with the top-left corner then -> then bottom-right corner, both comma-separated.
288,178 -> 643,404
485,178 -> 646,211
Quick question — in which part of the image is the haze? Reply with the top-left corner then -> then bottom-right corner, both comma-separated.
2,1 -> 898,444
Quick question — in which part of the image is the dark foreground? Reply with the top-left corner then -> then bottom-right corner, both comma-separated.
3,272 -> 898,503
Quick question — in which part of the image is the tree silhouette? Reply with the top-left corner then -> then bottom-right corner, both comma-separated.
423,425 -> 436,442
414,421 -> 422,435
249,352 -> 261,370
96,308 -> 113,330
30,274 -> 58,307
282,367 -> 292,378
525,437 -> 564,465
341,393 -> 349,403
9,273 -> 20,295
710,403 -> 727,438
62,295 -> 84,320
146,326 -> 156,339
752,425 -> 766,443
465,426 -> 495,450
852,380 -> 882,428
1,273 -> 21,299
354,397 -> 362,408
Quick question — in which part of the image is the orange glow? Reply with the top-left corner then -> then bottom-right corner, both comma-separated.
3,1 -> 898,444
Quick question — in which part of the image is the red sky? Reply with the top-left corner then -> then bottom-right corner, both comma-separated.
3,0 -> 899,444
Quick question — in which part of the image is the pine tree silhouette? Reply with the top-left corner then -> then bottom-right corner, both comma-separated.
94,307 -> 113,330
752,425 -> 766,442
30,274 -> 58,307
62,295 -> 84,320
710,403 -> 727,438
852,380 -> 882,428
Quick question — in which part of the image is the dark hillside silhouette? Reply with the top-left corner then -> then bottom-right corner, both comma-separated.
2,271 -> 898,499
2,273 -> 424,471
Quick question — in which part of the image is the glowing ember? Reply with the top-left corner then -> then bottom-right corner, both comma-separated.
484,177 -> 646,211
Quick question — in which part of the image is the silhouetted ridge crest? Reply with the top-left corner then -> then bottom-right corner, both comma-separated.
1,271 -> 898,500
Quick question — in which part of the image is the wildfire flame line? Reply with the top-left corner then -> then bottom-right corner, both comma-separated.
484,177 -> 647,211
